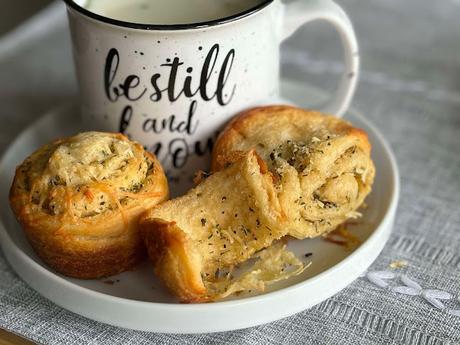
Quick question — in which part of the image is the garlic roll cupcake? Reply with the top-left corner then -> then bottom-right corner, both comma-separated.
212,106 -> 375,239
9,132 -> 169,279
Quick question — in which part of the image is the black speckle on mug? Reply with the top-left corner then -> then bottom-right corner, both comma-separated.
166,58 -> 171,62
143,66 -> 146,70
140,52 -> 144,56
157,40 -> 161,44
348,72 -> 355,79
198,46 -> 203,51
124,35 -> 128,39
134,50 -> 138,54
187,67 -> 193,73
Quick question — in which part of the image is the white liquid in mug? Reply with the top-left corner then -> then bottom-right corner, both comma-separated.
83,0 -> 265,25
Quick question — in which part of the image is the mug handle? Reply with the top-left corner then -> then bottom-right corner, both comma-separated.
281,0 -> 359,117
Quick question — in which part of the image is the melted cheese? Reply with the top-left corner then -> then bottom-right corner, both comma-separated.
21,132 -> 153,218
206,242 -> 308,299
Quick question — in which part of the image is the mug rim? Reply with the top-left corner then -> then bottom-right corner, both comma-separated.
62,0 -> 274,31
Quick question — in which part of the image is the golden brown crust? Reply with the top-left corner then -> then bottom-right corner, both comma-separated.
213,105 -> 371,170
26,232 -> 146,279
212,105 -> 375,239
141,219 -> 206,302
9,132 -> 169,279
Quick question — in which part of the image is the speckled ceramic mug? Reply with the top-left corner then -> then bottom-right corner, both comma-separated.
63,0 -> 359,189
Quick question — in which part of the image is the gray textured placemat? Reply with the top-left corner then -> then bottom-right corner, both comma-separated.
1,1 -> 459,344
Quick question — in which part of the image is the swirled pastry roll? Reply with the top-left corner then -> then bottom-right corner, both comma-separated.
140,151 -> 291,302
9,132 -> 169,279
212,106 -> 375,239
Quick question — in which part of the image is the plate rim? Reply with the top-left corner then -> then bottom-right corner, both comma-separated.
0,86 -> 400,332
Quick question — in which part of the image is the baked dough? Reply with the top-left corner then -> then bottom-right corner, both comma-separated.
140,150 -> 288,302
212,105 -> 375,239
9,132 -> 169,279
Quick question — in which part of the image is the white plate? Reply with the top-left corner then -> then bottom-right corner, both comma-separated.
0,80 -> 399,334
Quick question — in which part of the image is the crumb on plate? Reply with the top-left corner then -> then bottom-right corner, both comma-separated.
389,260 -> 408,269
